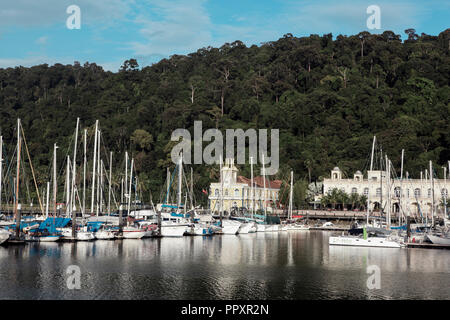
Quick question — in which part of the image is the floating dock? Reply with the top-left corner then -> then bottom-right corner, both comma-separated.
310,227 -> 350,232
406,243 -> 450,250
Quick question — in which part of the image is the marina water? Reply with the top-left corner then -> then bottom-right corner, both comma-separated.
0,231 -> 449,300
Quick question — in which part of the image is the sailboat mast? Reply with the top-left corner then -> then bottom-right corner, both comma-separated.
190,167 -> 194,210
125,151 -> 128,203
71,118 -> 79,237
400,149 -> 404,226
443,166 -> 447,219
262,154 -> 267,216
250,156 -> 254,218
386,155 -> 391,230
91,120 -> 98,214
127,158 -> 134,216
96,130 -> 101,215
14,119 -> 22,238
219,155 -> 223,227
65,156 -> 70,216
83,129 -> 86,218
108,152 -> 112,215
53,144 -> 57,216
370,136 -> 376,171
289,170 -> 293,220
430,161 -> 435,227
45,182 -> 50,219
100,160 -> 104,214
177,152 -> 182,210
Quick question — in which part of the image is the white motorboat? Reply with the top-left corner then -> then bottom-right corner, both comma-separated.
0,229 -> 10,245
329,235 -> 402,248
426,234 -> 450,245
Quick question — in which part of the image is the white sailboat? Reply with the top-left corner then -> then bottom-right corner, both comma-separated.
94,224 -> 116,240
220,219 -> 241,235
158,154 -> 192,237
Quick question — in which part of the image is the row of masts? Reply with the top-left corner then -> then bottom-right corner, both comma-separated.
0,119 -> 142,237
367,136 -> 449,229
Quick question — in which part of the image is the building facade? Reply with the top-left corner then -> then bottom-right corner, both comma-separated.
209,158 -> 282,214
318,166 -> 449,217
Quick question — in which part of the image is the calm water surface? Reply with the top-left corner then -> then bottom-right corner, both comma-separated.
0,231 -> 449,300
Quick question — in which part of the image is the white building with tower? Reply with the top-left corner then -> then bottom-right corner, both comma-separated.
320,165 -> 449,219
208,158 -> 282,214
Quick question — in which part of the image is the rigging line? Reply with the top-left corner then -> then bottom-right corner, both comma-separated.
163,165 -> 177,205
20,124 -> 44,214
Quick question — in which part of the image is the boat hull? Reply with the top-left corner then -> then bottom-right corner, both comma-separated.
238,223 -> 254,234
255,224 -> 266,232
76,232 -> 95,241
329,236 -> 402,248
265,225 -> 280,232
426,234 -> 450,245
95,231 -> 116,240
0,231 -> 10,245
160,225 -> 187,237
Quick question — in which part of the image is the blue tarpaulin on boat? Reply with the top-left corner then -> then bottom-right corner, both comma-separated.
38,218 -> 71,232
170,212 -> 190,218
86,221 -> 105,232
391,224 -> 407,230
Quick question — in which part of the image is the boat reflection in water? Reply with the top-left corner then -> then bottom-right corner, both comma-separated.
0,231 -> 448,299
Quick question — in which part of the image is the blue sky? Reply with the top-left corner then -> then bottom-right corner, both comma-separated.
0,0 -> 448,72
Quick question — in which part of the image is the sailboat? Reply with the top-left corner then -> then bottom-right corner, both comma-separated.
329,227 -> 403,248
159,154 -> 192,237
0,228 -> 10,245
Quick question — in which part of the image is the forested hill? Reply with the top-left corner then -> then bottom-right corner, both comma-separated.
0,29 -> 449,206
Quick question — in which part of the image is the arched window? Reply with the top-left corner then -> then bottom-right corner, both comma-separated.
394,187 -> 401,197
364,188 -> 369,196
215,189 -> 219,196
427,188 -> 432,198
225,190 -> 228,196
414,188 -> 421,197
351,188 -> 357,194
234,189 -> 240,197
376,188 -> 381,196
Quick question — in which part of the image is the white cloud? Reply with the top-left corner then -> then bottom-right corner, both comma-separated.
35,36 -> 48,45
129,0 -> 213,57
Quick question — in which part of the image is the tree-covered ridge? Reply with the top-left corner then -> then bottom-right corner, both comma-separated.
0,29 -> 448,207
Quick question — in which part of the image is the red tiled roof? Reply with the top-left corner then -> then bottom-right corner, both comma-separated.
237,175 -> 282,189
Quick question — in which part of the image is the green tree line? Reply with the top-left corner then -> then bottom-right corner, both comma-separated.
0,29 -> 448,209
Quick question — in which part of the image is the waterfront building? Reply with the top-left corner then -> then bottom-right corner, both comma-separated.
208,158 -> 282,214
318,166 -> 449,217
